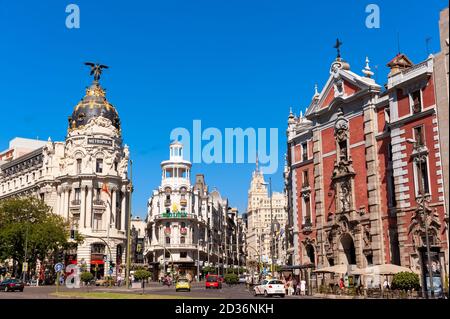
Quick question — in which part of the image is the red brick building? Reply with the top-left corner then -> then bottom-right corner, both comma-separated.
284,52 -> 448,292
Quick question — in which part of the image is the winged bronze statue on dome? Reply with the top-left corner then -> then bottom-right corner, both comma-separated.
84,62 -> 109,82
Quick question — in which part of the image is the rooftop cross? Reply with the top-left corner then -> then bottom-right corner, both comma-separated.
333,38 -> 343,59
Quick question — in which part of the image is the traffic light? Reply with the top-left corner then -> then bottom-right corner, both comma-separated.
58,250 -> 64,262
110,262 -> 115,268
70,229 -> 75,240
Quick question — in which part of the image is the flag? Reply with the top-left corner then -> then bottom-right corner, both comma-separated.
102,183 -> 110,196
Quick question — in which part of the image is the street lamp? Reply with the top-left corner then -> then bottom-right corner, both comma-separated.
406,138 -> 434,298
197,239 -> 203,281
125,159 -> 133,289
262,178 -> 275,273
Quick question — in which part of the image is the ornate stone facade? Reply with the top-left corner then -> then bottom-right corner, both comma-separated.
0,72 -> 131,278
285,51 -> 448,291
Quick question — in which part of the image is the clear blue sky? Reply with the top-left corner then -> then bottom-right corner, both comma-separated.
0,0 -> 447,218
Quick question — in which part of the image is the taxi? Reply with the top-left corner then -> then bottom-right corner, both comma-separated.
175,278 -> 191,292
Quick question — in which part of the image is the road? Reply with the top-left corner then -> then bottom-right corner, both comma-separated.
0,283 -> 316,299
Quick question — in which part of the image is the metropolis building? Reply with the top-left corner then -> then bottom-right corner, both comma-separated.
0,67 -> 131,278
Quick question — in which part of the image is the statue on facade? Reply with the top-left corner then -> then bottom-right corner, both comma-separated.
339,181 -> 351,212
118,145 -> 130,178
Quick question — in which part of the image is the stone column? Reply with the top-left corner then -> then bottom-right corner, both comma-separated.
80,186 -> 87,228
121,189 -> 127,231
63,187 -> 69,220
112,188 -> 117,230
86,185 -> 93,229
56,186 -> 62,216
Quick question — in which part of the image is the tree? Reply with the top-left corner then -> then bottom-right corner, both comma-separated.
392,272 -> 420,291
80,272 -> 94,285
134,269 -> 151,294
0,197 -> 77,278
224,273 -> 239,285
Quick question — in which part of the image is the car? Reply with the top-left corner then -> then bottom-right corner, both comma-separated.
238,275 -> 246,284
175,278 -> 191,292
205,274 -> 222,289
0,279 -> 25,292
253,279 -> 285,298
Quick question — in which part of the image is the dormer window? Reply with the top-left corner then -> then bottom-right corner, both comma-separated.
411,90 -> 422,113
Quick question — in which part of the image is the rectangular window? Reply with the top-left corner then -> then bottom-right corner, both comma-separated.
414,126 -> 425,147
304,196 -> 311,223
180,237 -> 186,244
74,188 -> 80,201
302,142 -> 308,161
180,251 -> 187,258
96,159 -> 103,173
303,170 -> 309,187
93,214 -> 103,230
165,237 -> 170,244
411,90 -> 422,113
77,159 -> 82,174
415,158 -> 430,196
165,251 -> 170,258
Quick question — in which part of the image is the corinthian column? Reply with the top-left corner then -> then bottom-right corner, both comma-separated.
63,187 -> 69,220
86,185 -> 93,229
121,189 -> 127,231
112,187 -> 117,230
80,186 -> 87,228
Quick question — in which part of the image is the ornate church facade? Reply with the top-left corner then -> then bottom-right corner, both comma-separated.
285,51 -> 448,291
0,66 -> 131,278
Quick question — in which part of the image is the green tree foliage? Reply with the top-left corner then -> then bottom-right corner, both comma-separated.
391,272 -> 420,291
202,266 -> 217,274
224,273 -> 239,285
0,197 -> 73,274
134,269 -> 151,281
80,271 -> 94,284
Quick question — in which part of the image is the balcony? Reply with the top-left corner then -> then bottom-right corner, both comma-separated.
93,199 -> 105,206
302,217 -> 313,233
154,212 -> 197,220
71,199 -> 81,206
164,199 -> 171,207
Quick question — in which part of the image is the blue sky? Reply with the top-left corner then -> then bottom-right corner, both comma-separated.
0,0 -> 447,218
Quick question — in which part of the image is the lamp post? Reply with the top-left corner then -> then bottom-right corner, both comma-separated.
406,138 -> 434,298
22,209 -> 30,283
197,239 -> 203,281
125,160 -> 133,289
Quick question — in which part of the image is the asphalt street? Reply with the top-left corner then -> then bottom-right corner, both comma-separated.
0,283 -> 315,299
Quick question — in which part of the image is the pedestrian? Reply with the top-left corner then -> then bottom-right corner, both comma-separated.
383,279 -> 389,290
288,280 -> 294,296
339,278 -> 344,291
293,277 -> 298,295
117,274 -> 122,287
300,279 -> 306,296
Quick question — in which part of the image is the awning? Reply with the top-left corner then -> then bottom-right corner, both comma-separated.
91,260 -> 104,265
354,264 -> 413,275
313,264 -> 356,275
279,264 -> 315,271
